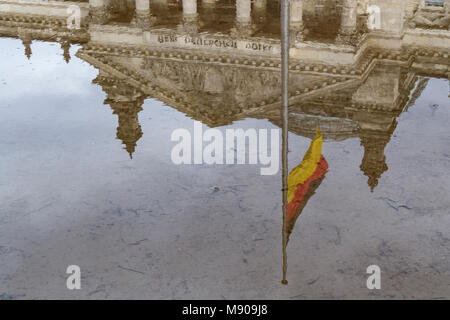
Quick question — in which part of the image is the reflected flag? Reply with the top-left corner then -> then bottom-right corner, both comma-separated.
286,128 -> 328,240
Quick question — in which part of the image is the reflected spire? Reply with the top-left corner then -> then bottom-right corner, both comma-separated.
93,74 -> 146,158
359,132 -> 390,192
61,40 -> 71,64
21,37 -> 32,60
109,100 -> 144,159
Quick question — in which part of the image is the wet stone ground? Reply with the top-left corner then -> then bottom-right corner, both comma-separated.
0,38 -> 449,299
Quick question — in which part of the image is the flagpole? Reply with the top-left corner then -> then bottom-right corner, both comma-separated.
281,0 -> 290,285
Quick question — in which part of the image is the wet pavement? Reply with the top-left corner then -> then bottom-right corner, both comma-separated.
0,0 -> 449,299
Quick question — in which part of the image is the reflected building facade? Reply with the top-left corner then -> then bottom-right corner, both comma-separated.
0,0 -> 449,191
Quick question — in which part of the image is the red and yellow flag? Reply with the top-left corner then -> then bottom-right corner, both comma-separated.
286,128 -> 328,233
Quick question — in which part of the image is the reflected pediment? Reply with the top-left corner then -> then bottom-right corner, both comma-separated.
78,43 -> 443,190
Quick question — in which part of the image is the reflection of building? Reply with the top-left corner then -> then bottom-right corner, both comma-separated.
1,0 -> 449,189
360,132 -> 390,191
93,72 -> 146,158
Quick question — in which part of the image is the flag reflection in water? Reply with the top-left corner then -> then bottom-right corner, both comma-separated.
282,128 -> 329,284
286,128 -> 329,242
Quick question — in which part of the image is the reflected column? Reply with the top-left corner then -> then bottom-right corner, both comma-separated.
182,0 -> 199,33
290,0 -> 304,42
235,0 -> 253,36
135,0 -> 155,29
337,0 -> 358,44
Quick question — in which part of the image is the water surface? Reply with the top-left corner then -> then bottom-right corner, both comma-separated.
0,1 -> 450,299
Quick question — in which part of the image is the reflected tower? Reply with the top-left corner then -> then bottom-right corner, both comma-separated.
94,72 -> 146,158
359,131 -> 391,192
20,36 -> 32,59
60,40 -> 71,63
